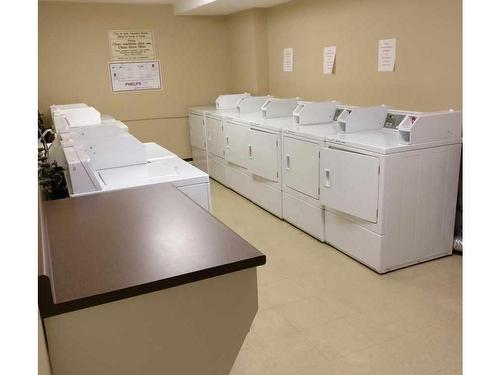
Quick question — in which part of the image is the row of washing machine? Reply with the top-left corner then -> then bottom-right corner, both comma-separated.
48,103 -> 212,211
188,94 -> 462,273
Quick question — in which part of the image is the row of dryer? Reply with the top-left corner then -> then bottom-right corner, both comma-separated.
188,95 -> 462,273
48,104 -> 212,212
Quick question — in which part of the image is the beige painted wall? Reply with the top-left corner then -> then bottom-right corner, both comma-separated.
228,9 -> 269,95
39,2 -> 232,158
266,0 -> 462,111
39,0 -> 462,157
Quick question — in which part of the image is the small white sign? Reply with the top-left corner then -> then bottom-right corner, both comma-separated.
283,48 -> 294,72
378,38 -> 396,72
109,61 -> 162,92
323,46 -> 337,74
109,30 -> 155,61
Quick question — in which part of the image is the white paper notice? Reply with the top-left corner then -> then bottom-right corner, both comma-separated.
323,46 -> 336,74
283,48 -> 293,72
109,30 -> 155,61
109,61 -> 162,92
378,38 -> 396,72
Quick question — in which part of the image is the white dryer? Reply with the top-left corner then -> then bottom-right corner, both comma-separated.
320,110 -> 462,273
205,94 -> 269,186
223,98 -> 300,218
188,94 -> 250,176
281,101 -> 348,240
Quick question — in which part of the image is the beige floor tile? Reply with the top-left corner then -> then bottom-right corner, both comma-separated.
208,181 -> 462,375
302,317 -> 378,359
259,334 -> 332,375
273,296 -> 340,331
230,346 -> 297,375
259,278 -> 314,308
243,308 -> 303,347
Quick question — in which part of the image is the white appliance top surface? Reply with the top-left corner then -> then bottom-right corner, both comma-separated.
97,157 -> 208,190
144,142 -> 177,161
189,106 -> 215,114
327,130 -> 461,154
284,122 -> 341,141
204,108 -> 240,118
228,113 -> 296,132
225,112 -> 263,123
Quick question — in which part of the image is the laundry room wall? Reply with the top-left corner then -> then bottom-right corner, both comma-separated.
38,1 -> 232,158
265,0 -> 462,111
227,9 -> 269,96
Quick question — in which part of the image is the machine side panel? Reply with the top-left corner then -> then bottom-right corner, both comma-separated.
188,112 -> 206,151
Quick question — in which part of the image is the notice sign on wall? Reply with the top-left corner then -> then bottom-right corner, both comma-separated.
109,30 -> 155,61
378,38 -> 396,72
109,61 -> 162,92
323,46 -> 337,74
283,48 -> 294,72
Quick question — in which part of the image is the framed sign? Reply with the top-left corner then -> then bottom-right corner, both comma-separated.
109,30 -> 155,61
109,61 -> 162,92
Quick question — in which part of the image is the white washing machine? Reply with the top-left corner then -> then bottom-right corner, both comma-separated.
50,103 -> 129,138
320,110 -> 462,273
62,133 -> 212,212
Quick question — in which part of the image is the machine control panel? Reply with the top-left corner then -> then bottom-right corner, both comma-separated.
384,113 -> 407,130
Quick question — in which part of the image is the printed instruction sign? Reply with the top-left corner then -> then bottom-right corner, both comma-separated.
378,38 -> 396,72
109,61 -> 162,92
283,48 -> 294,72
323,46 -> 337,74
109,30 -> 155,61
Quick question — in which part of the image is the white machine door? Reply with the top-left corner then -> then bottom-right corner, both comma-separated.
283,136 -> 320,199
248,129 -> 279,182
320,148 -> 380,223
206,116 -> 224,158
188,113 -> 206,150
224,120 -> 249,168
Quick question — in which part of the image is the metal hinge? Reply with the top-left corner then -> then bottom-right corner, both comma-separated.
276,140 -> 279,147
277,171 -> 279,178
378,165 -> 381,175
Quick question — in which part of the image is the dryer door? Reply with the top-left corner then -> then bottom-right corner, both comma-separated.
283,136 -> 320,199
320,147 -> 380,223
206,115 -> 224,158
248,129 -> 279,182
188,113 -> 206,150
224,120 -> 249,169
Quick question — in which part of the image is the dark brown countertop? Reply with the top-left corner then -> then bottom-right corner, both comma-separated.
38,182 -> 266,318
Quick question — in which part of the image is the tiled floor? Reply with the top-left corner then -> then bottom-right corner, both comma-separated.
209,180 -> 462,375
